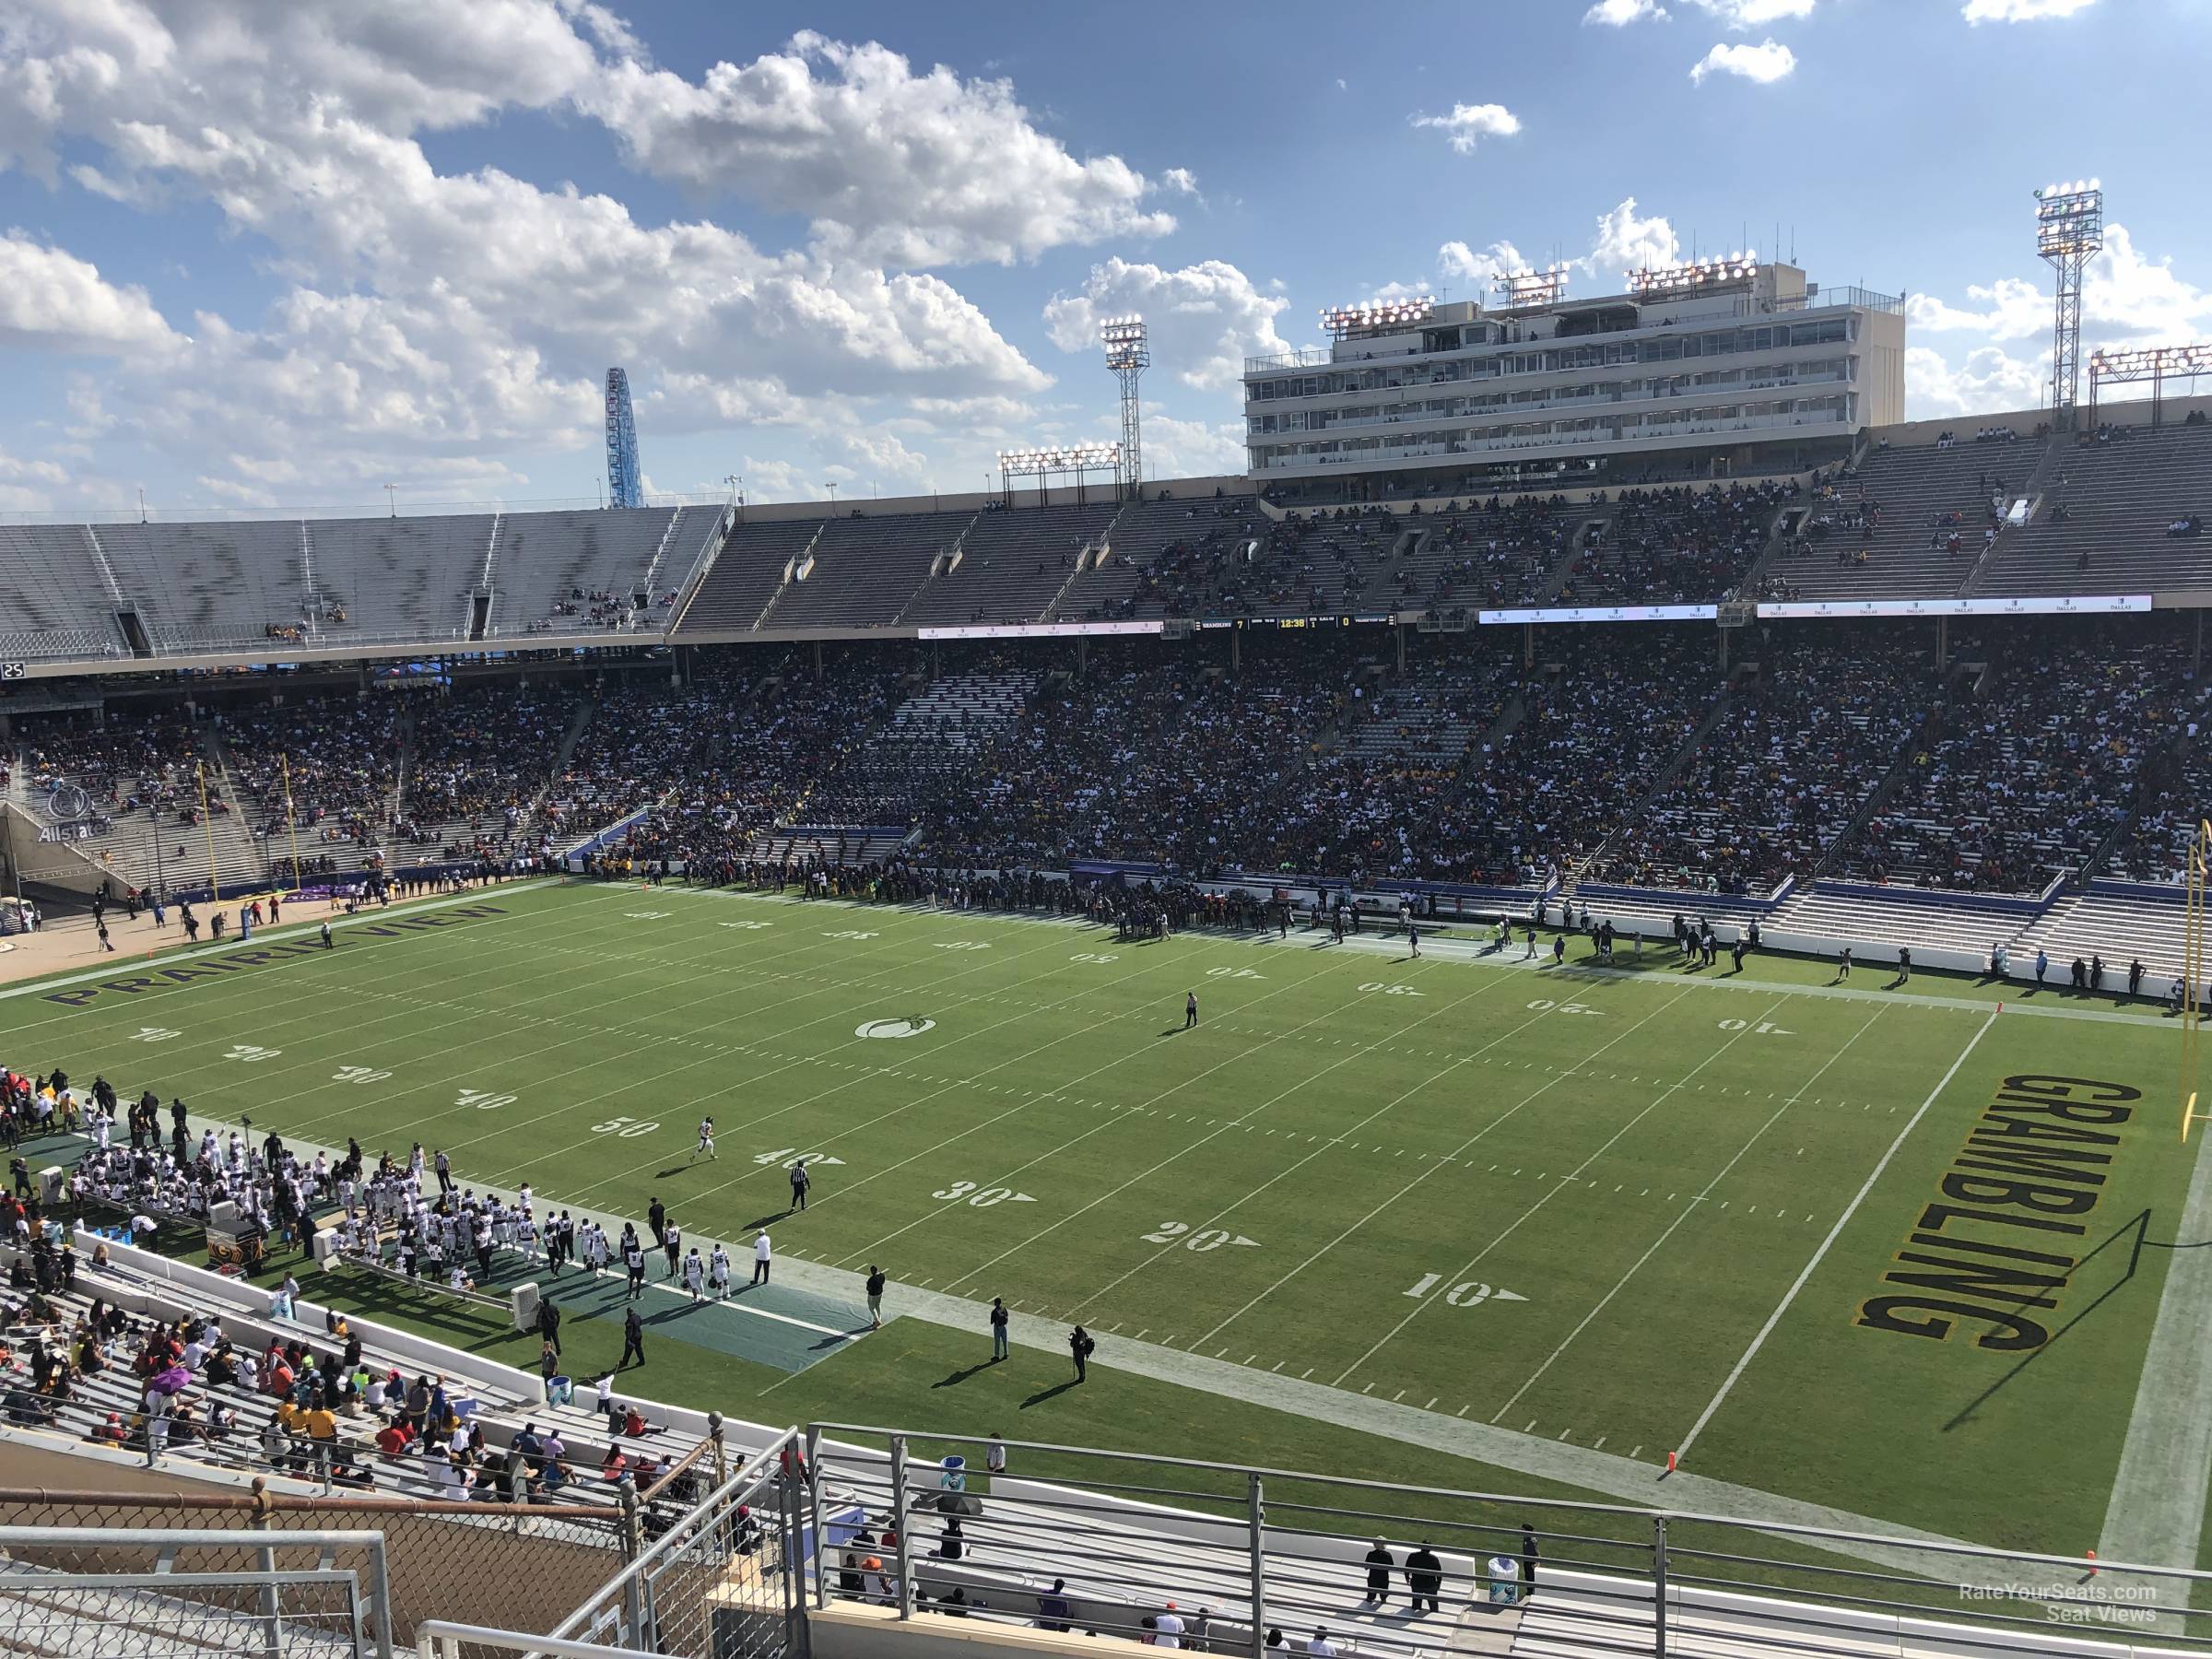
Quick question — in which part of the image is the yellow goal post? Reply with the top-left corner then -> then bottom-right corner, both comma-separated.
2186,818 -> 2212,1143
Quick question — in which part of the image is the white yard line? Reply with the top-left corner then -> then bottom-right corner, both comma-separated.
806,952 -> 1373,1257
2100,1109 -> 2212,1577
1672,1006 -> 1999,1462
1487,1006 -> 1886,1427
1178,987 -> 1700,1347
920,959 -> 1502,1298
1329,994 -> 1798,1388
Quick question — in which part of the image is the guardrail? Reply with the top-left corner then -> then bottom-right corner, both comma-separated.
801,1425 -> 2212,1659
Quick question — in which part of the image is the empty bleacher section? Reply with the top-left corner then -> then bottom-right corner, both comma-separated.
487,506 -> 681,637
301,513 -> 495,642
1594,629 -> 1937,892
672,517 -> 827,632
0,525 -> 126,661
1826,627 -> 2199,892
1757,431 -> 2034,601
899,502 -> 1116,626
758,513 -> 961,631
94,521 -> 307,653
1975,419 -> 2212,595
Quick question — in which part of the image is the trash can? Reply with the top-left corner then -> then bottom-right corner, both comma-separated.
1487,1555 -> 1523,1606
547,1375 -> 573,1406
940,1454 -> 967,1492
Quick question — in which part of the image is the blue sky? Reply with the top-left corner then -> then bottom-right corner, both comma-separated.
0,0 -> 2205,517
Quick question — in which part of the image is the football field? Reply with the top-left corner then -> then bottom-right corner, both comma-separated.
7,877 -> 2201,1564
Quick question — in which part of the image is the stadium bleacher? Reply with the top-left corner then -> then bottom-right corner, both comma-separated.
1764,431 -> 2037,600
1974,420 -> 2212,595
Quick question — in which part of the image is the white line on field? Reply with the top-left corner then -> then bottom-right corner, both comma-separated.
1672,1006 -> 1998,1464
1488,1005 -> 1884,1428
1331,992 -> 1802,1389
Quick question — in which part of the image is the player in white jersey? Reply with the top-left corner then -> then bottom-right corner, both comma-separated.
694,1117 -> 716,1161
682,1246 -> 705,1301
517,1212 -> 539,1264
708,1243 -> 731,1298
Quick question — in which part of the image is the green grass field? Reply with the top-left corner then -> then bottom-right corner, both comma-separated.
7,877 -> 2196,1566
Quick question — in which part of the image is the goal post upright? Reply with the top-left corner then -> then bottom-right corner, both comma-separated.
2185,818 -> 2209,1142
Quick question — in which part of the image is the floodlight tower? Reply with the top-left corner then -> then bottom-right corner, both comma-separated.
605,367 -> 643,508
1101,316 -> 1148,500
2034,181 -> 2102,430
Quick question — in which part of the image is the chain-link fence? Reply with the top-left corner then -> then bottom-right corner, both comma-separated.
543,1426 -> 806,1659
0,1484 -> 631,1649
0,1524 -> 388,1657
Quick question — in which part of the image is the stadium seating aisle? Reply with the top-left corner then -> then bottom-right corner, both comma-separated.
1975,421 -> 2212,596
488,506 -> 682,637
95,521 -> 308,653
900,502 -> 1116,627
1764,434 -> 2037,600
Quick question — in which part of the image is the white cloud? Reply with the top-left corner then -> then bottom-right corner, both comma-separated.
0,232 -> 181,352
1586,197 -> 1682,279
1042,257 -> 1291,392
1688,39 -> 1797,83
585,32 -> 1175,266
1904,225 -> 2212,349
0,2 -> 1085,503
1904,345 -> 2046,419
1584,0 -> 1668,21
1408,102 -> 1522,154
1139,412 -> 1247,481
1905,277 -> 2047,341
1161,168 -> 1201,197
1687,0 -> 1816,24
1963,0 -> 2096,20
1438,239 -> 1534,287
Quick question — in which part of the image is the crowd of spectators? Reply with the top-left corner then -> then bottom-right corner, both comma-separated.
1830,629 -> 2201,892
20,708 -> 204,818
1555,482 -> 1793,606
217,693 -> 402,844
1596,629 -> 1936,892
403,685 -> 582,840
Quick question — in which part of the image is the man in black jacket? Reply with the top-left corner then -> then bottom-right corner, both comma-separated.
1405,1542 -> 1443,1612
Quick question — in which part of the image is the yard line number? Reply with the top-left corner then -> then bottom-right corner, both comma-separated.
931,1181 -> 1036,1207
1142,1221 -> 1262,1252
591,1116 -> 661,1139
1402,1273 -> 1528,1307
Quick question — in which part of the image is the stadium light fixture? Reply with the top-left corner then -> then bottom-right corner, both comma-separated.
2034,180 -> 2103,427
1319,297 -> 1435,337
1100,317 -> 1148,500
1493,267 -> 1568,309
1626,255 -> 1759,297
